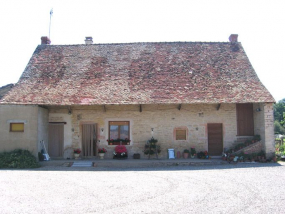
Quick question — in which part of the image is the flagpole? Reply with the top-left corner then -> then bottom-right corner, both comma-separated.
49,9 -> 53,39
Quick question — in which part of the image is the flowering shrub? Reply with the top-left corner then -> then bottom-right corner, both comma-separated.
74,149 -> 81,154
115,145 -> 127,153
98,148 -> 107,153
113,145 -> 128,158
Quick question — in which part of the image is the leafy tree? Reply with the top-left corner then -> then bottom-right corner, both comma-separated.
274,121 -> 285,135
274,98 -> 285,134
274,99 -> 285,122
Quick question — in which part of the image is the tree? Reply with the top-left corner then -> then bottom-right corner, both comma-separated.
274,99 -> 285,122
274,98 -> 285,134
274,121 -> 285,135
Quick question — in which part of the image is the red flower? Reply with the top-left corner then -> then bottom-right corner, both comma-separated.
74,148 -> 81,154
98,148 -> 107,153
115,145 -> 127,153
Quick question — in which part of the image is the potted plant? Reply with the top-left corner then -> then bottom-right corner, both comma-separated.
143,137 -> 160,159
183,149 -> 190,159
98,148 -> 107,159
113,145 -> 128,159
74,148 -> 81,159
190,147 -> 196,158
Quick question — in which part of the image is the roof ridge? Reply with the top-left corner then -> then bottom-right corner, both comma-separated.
41,41 -> 236,46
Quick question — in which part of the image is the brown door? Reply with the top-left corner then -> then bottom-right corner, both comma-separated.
48,123 -> 64,157
236,104 -> 254,136
208,123 -> 223,156
82,124 -> 97,157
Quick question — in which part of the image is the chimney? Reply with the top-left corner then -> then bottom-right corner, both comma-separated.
41,36 -> 51,45
85,37 -> 93,44
229,34 -> 238,43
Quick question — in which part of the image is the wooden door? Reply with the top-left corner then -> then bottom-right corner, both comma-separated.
208,123 -> 223,156
236,104 -> 254,136
48,123 -> 64,157
82,124 -> 97,157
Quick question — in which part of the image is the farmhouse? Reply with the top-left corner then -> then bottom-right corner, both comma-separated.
0,35 -> 275,159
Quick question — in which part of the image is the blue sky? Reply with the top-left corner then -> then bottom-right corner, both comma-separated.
0,0 -> 284,101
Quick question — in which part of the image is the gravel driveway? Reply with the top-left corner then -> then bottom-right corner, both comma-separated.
1,163 -> 285,214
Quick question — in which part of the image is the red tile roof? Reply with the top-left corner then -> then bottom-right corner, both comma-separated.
0,84 -> 14,100
1,42 -> 275,105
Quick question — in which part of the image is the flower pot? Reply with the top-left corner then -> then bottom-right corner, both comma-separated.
133,153 -> 140,159
74,153 -> 80,159
99,153 -> 105,159
183,153 -> 189,159
177,151 -> 181,159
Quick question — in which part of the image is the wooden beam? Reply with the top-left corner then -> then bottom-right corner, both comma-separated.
178,104 -> 182,111
140,104 -> 142,112
217,104 -> 221,111
103,105 -> 106,112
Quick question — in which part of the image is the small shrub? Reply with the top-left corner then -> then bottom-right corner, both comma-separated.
280,144 -> 285,153
0,149 -> 40,169
197,151 -> 209,159
183,149 -> 190,154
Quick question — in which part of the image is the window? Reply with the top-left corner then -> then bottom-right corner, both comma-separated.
176,129 -> 186,140
10,123 -> 24,132
108,121 -> 130,145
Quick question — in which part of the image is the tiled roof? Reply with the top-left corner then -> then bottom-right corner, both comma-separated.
1,42 -> 275,105
0,84 -> 14,100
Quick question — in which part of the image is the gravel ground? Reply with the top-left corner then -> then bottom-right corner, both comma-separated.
1,162 -> 285,214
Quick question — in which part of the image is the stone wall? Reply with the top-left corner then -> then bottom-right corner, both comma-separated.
233,141 -> 263,155
65,104 -> 239,159
252,103 -> 275,158
264,103 -> 275,157
0,103 -> 274,159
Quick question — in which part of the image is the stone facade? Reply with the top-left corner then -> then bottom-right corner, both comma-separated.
263,103 -> 275,157
252,103 -> 275,157
0,102 -> 275,159
50,104 -> 239,159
